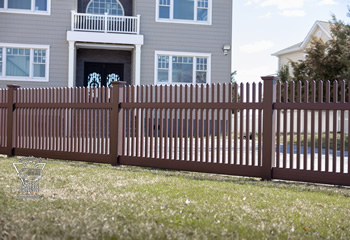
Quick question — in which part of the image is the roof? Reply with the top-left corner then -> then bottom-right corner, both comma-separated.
272,20 -> 332,56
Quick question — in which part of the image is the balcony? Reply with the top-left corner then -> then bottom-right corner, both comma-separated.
71,11 -> 140,35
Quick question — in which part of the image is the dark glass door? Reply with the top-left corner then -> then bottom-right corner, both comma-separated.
84,62 -> 124,87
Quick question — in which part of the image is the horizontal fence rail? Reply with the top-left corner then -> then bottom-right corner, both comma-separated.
0,78 -> 349,186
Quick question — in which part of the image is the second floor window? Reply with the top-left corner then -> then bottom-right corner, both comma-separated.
86,0 -> 124,15
157,0 -> 211,24
0,0 -> 49,14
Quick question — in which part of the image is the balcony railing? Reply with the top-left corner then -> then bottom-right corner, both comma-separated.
71,11 -> 140,35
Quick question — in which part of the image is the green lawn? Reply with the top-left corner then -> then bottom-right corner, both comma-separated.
1,156 -> 350,240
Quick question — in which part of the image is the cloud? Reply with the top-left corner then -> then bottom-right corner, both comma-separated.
260,0 -> 304,9
318,0 -> 338,5
279,10 -> 306,17
239,40 -> 275,54
259,12 -> 272,19
245,0 -> 261,6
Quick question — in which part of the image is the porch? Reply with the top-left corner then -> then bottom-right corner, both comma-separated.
66,11 -> 144,88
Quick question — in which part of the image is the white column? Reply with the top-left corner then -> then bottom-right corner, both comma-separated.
134,44 -> 141,86
68,41 -> 76,88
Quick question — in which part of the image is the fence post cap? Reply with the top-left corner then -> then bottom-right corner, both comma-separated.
7,85 -> 20,89
261,76 -> 278,81
111,81 -> 127,87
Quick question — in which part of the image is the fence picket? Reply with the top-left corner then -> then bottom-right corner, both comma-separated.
252,83 -> 256,166
154,86 -> 158,159
183,85 -> 188,161
276,81 -> 281,168
206,84 -> 210,163
317,81 -> 323,171
169,85 -> 173,160
240,83 -> 244,165
333,81 -> 338,172
340,81 -> 345,173
296,81 -> 302,170
160,85 -> 164,159
290,81 -> 295,169
283,82 -> 288,168
217,84 -> 221,164
325,81 -> 330,172
211,84 -> 215,163
181,85 -> 185,161
228,84 -> 232,165
195,84 -> 199,162
191,84 -> 194,162
310,81 -> 316,171
234,83 -> 238,165
258,82 -> 262,167
303,82 -> 309,170
245,83 -> 250,165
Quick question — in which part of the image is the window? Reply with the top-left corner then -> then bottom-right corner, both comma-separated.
156,0 -> 211,24
0,44 -> 49,82
0,0 -> 50,14
155,51 -> 211,84
86,0 -> 124,15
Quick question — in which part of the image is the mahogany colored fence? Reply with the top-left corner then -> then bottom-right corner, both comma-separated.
1,77 -> 350,186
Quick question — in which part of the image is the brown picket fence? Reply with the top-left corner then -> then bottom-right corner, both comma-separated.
1,77 -> 350,186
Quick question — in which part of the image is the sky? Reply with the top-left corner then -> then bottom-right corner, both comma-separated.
232,0 -> 350,83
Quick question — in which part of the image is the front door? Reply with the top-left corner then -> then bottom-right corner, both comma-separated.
84,62 -> 124,87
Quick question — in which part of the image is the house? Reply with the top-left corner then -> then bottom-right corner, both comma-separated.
0,0 -> 232,88
272,20 -> 331,75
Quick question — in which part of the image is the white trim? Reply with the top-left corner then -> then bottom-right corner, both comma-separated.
155,0 -> 212,26
271,45 -> 301,56
134,45 -> 142,86
68,41 -> 76,88
76,43 -> 134,51
0,0 -> 51,15
67,31 -> 144,45
0,43 -> 50,82
154,50 -> 211,85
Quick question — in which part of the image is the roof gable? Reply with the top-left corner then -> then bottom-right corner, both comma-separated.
272,20 -> 331,56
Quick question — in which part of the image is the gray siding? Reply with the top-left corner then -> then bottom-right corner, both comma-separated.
135,0 -> 232,85
0,0 -> 76,88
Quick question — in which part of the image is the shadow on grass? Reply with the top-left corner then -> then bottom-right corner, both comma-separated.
3,157 -> 350,197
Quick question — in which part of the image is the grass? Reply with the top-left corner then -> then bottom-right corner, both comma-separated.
1,156 -> 350,239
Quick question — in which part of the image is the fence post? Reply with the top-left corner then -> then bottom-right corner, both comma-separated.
7,85 -> 19,157
110,81 -> 126,166
261,76 -> 277,180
